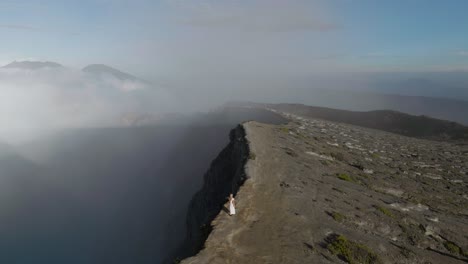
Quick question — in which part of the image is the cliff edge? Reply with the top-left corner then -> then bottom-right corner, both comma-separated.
181,112 -> 468,264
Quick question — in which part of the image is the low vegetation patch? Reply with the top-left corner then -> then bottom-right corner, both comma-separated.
375,205 -> 394,218
326,234 -> 380,264
444,241 -> 460,254
249,152 -> 256,160
338,173 -> 355,182
443,241 -> 465,256
331,211 -> 346,222
280,127 -> 290,133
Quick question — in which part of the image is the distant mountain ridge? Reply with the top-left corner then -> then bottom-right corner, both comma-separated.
82,64 -> 140,82
233,102 -> 468,141
1,61 -> 142,82
2,61 -> 63,70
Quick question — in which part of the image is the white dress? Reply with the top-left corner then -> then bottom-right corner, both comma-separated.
229,199 -> 236,215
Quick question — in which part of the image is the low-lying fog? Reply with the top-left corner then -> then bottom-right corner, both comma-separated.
0,66 -> 174,144
0,108 -> 285,264
1,66 -> 467,148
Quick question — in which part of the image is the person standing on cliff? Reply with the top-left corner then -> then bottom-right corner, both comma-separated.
229,193 -> 236,216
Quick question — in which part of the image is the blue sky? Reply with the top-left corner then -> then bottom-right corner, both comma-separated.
1,0 -> 468,75
332,0 -> 468,69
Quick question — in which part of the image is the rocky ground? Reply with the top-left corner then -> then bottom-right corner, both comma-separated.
182,109 -> 468,264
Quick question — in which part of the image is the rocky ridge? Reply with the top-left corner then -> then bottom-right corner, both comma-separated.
181,108 -> 468,264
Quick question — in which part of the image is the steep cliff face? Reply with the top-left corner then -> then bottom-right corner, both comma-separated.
175,124 -> 250,260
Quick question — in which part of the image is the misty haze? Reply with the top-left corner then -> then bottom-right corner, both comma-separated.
0,1 -> 467,264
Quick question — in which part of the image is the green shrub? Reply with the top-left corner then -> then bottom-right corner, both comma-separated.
375,205 -> 393,218
338,173 -> 354,182
326,234 -> 380,264
331,212 -> 346,222
444,241 -> 462,255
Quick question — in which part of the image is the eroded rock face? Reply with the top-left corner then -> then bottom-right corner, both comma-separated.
174,125 -> 250,261
181,109 -> 468,264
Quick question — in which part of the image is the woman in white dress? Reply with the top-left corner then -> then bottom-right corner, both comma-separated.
229,193 -> 236,216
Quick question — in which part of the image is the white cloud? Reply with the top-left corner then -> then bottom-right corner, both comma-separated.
458,51 -> 468,57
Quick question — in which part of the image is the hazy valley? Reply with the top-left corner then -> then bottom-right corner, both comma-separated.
0,107 -> 285,263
